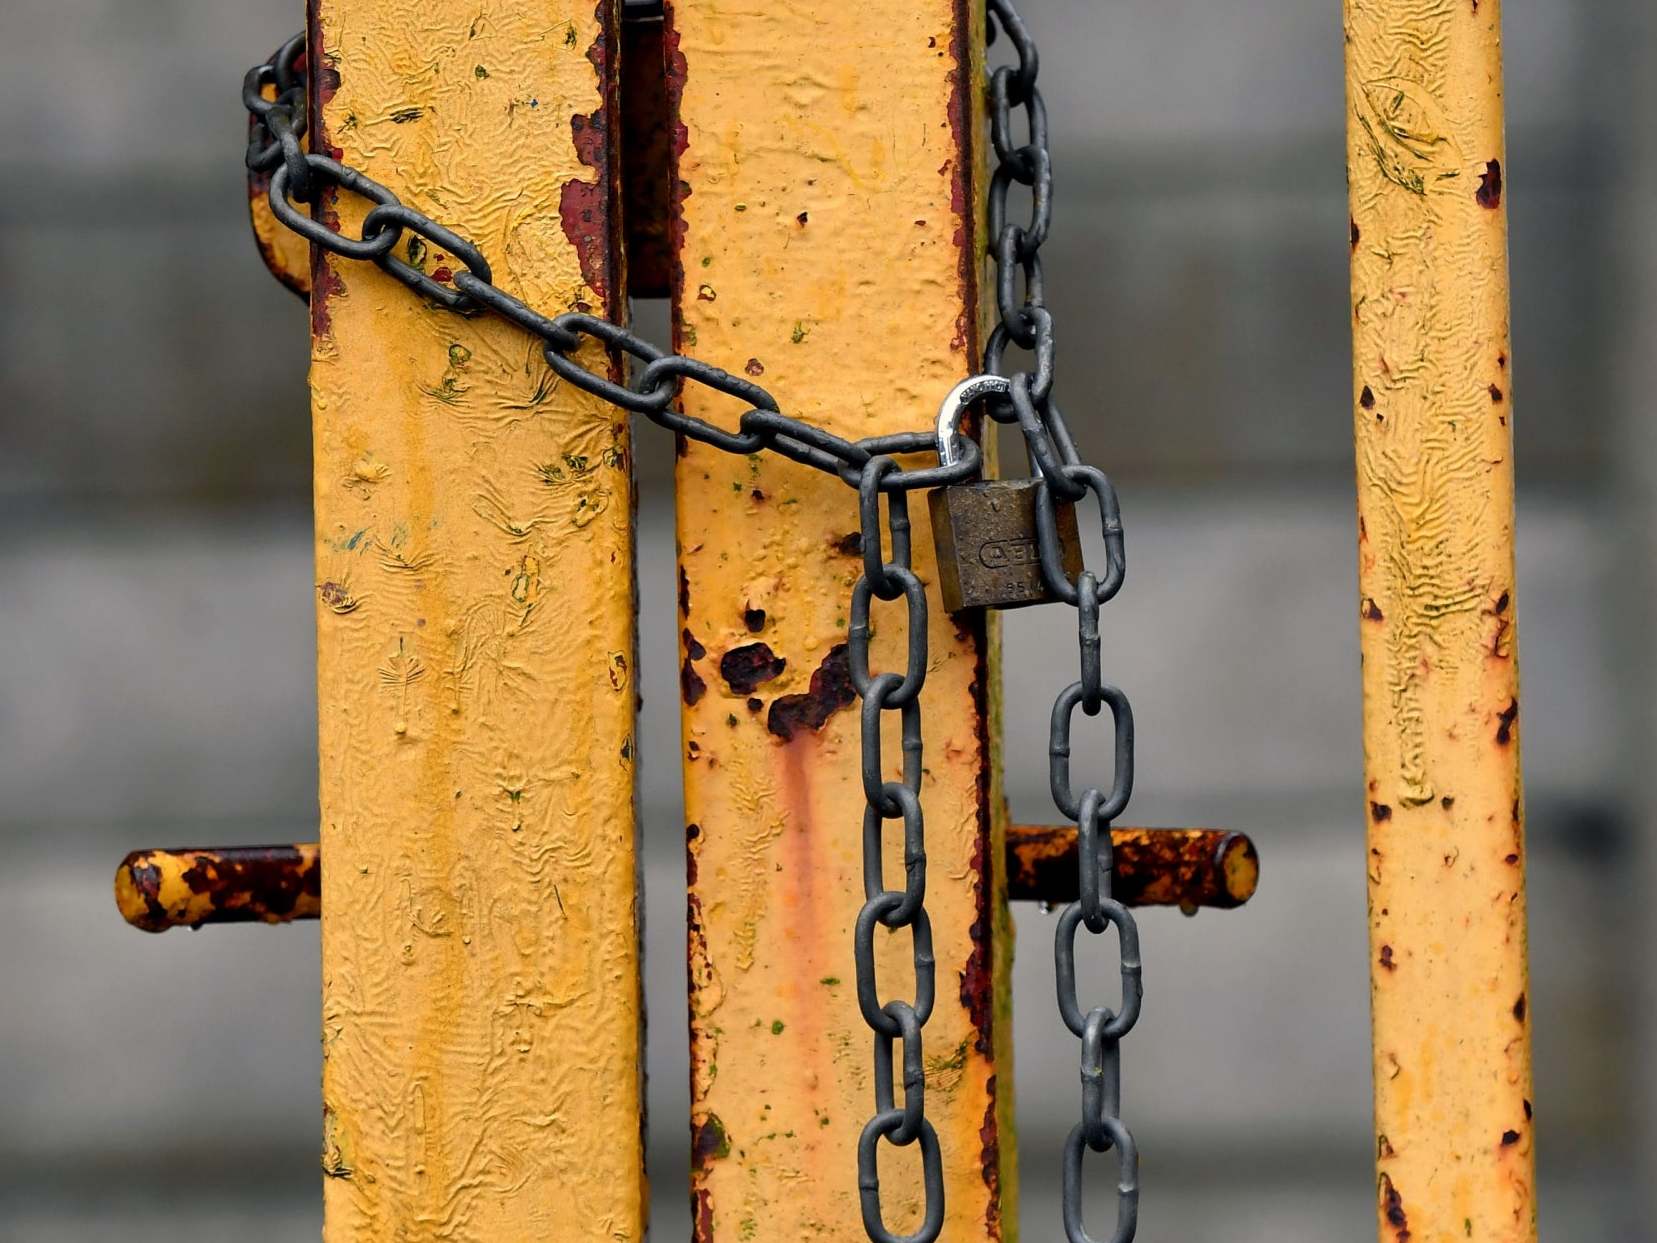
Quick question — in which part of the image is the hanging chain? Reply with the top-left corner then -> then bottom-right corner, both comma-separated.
982,2 -> 1143,1240
246,2 -> 1141,1237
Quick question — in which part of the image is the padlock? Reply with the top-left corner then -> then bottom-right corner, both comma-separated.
928,375 -> 1085,612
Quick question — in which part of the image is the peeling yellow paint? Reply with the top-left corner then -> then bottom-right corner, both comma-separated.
1345,1 -> 1536,1240
668,0 -> 1013,1237
309,1 -> 643,1238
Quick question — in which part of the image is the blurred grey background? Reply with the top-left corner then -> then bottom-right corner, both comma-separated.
1,0 -> 1651,1238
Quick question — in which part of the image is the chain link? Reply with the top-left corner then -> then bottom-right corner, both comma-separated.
985,0 -> 1144,1238
248,1 -> 1144,1234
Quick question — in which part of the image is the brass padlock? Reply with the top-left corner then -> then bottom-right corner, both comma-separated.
928,376 -> 1084,612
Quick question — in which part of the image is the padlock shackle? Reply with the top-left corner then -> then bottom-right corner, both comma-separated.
934,374 -> 1012,468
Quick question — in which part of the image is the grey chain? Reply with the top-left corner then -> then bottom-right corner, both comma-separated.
247,2 -> 1140,1237
982,2 -> 1142,1239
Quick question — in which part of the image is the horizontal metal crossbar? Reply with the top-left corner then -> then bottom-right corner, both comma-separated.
116,829 -> 1257,932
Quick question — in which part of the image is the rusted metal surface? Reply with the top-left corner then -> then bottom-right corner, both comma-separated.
116,826 -> 1254,934
1345,1 -> 1537,1239
307,0 -> 643,1237
621,14 -> 670,298
114,844 -> 321,932
1005,825 -> 1258,910
667,0 -> 1010,1235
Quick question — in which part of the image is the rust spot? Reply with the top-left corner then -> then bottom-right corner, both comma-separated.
1489,383 -> 1505,404
309,249 -> 345,338
661,4 -> 692,355
750,488 -> 766,502
1441,796 -> 1456,810
1361,597 -> 1385,622
1380,1173 -> 1411,1242
1523,1098 -> 1533,1120
1370,802 -> 1392,822
746,696 -> 763,713
1379,944 -> 1396,971
1351,217 -> 1361,251
767,644 -> 855,740
1360,385 -> 1376,410
719,642 -> 787,694
1498,352 -> 1508,369
1505,852 -> 1519,864
1005,825 -> 1258,908
679,566 -> 691,616
557,5 -> 623,310
1495,697 -> 1519,745
978,1082 -> 1002,1237
1476,159 -> 1503,209
1500,1129 -> 1520,1146
744,357 -> 764,376
692,1186 -> 714,1243
942,0 -> 978,358
796,211 -> 809,225
117,844 -> 322,932
683,629 -> 706,661
1495,590 -> 1510,614
1513,994 -> 1527,1022
832,531 -> 863,556
685,823 -> 701,886
681,657 -> 706,706
743,606 -> 766,632
561,109 -> 616,306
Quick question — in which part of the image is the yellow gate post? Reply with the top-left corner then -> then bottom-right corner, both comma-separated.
664,0 -> 1013,1236
304,1 -> 644,1238
1344,2 -> 1537,1240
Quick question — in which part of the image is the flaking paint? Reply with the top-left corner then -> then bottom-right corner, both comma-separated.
1345,1 -> 1537,1238
666,0 -> 1011,1235
308,0 -> 643,1238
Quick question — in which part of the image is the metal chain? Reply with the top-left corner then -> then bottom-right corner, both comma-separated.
850,466 -> 946,1243
983,1 -> 1143,1240
247,2 -> 1142,1236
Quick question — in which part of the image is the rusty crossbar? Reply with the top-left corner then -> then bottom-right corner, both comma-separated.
116,828 -> 1258,933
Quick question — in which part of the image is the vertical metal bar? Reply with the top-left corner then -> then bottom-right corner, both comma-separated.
1344,2 -> 1537,1240
306,1 -> 643,1238
664,0 -> 1013,1236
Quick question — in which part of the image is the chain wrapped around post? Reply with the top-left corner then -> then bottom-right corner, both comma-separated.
983,1 -> 1142,1240
246,0 -> 1141,1235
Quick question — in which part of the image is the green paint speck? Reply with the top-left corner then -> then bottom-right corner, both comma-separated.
771,1020 -> 785,1035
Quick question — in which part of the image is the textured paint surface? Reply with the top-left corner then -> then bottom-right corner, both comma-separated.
666,0 -> 1013,1236
115,844 -> 322,932
1345,2 -> 1536,1239
308,1 -> 644,1238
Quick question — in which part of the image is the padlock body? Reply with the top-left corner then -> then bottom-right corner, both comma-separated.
928,479 -> 1084,611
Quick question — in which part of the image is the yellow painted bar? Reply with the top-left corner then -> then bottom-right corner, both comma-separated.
665,0 -> 1012,1237
1345,2 -> 1536,1240
307,1 -> 643,1238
